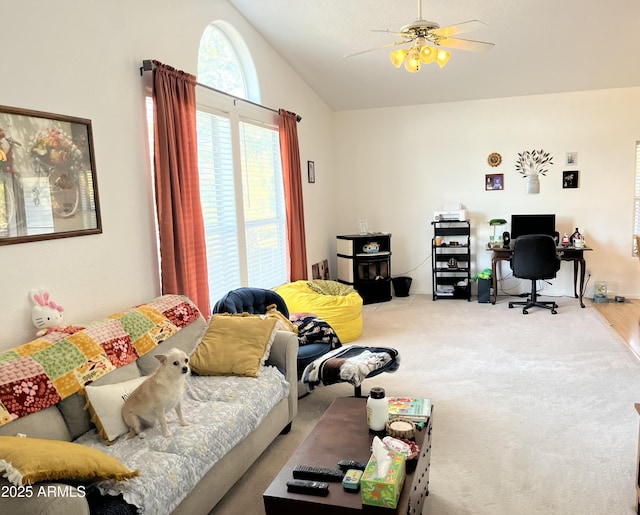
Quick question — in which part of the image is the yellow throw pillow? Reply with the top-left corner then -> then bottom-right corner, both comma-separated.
0,436 -> 139,486
191,313 -> 278,377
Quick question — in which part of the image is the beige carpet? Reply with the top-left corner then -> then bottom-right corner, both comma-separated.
211,294 -> 640,515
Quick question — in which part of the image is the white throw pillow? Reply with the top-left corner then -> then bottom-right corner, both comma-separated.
84,376 -> 147,444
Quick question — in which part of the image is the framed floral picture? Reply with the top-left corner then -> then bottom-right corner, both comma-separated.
0,105 -> 101,245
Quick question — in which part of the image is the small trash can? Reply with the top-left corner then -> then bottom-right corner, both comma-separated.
477,278 -> 491,303
392,276 -> 412,297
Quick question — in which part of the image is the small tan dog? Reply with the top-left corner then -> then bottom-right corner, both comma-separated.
122,347 -> 190,438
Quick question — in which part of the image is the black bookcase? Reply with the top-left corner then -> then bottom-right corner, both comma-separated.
431,221 -> 471,301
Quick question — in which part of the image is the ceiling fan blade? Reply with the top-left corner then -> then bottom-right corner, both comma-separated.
344,40 -> 409,58
372,29 -> 415,39
436,36 -> 494,53
432,20 -> 487,37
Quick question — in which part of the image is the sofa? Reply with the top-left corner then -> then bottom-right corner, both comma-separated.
0,294 -> 298,514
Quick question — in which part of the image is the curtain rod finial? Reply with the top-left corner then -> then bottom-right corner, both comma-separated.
139,59 -> 154,76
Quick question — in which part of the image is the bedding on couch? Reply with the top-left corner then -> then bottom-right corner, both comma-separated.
77,365 -> 289,514
0,295 -> 201,427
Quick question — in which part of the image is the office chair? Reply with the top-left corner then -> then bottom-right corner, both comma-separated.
508,234 -> 561,314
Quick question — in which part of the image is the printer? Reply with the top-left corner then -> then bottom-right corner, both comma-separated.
433,202 -> 467,221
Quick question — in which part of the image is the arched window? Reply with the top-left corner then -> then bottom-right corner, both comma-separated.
197,21 -> 260,103
196,22 -> 287,306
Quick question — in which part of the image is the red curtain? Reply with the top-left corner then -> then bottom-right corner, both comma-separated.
152,61 -> 210,315
279,109 -> 308,281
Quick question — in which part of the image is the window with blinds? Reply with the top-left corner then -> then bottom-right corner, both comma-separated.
238,119 -> 287,288
196,107 -> 287,304
634,141 -> 640,256
196,22 -> 287,306
196,110 -> 240,298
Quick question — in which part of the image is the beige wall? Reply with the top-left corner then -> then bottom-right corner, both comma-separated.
333,88 -> 640,297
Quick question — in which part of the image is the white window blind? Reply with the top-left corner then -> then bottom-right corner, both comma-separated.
195,101 -> 287,306
196,110 -> 241,300
238,119 -> 287,288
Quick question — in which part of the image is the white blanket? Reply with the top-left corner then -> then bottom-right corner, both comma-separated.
76,366 -> 289,514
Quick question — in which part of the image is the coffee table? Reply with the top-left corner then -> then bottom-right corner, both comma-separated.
263,397 -> 433,514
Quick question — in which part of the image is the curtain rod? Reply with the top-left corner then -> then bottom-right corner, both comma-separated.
140,59 -> 301,123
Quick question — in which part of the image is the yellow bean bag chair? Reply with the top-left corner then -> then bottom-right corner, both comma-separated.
276,280 -> 363,342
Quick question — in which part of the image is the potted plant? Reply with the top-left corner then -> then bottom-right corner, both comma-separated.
515,149 -> 553,194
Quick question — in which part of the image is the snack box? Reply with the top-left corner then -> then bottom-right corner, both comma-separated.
342,468 -> 363,492
360,451 -> 406,508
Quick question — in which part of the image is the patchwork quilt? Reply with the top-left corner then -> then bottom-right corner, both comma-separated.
0,295 -> 201,427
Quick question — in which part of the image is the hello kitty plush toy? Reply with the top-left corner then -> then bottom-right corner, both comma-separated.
30,290 -> 83,337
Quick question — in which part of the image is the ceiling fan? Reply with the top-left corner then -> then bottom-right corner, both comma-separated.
346,0 -> 495,73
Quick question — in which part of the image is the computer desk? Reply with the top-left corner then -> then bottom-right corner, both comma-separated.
489,245 -> 593,307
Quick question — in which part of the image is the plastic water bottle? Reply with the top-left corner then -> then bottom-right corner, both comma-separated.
367,387 -> 388,432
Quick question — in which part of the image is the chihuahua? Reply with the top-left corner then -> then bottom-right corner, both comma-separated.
122,347 -> 190,438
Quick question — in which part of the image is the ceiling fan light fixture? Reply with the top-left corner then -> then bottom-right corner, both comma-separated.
347,1 -> 494,74
419,45 -> 437,64
404,54 -> 421,73
435,49 -> 451,68
390,49 -> 409,68
404,57 -> 421,73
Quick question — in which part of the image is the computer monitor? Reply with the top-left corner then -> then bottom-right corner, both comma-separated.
510,214 -> 556,240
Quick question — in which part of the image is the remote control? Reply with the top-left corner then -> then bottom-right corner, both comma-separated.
286,479 -> 329,496
293,464 -> 344,482
338,459 -> 367,471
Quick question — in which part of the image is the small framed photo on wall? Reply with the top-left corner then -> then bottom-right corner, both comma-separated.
485,173 -> 504,190
563,170 -> 579,188
565,152 -> 578,166
307,160 -> 316,183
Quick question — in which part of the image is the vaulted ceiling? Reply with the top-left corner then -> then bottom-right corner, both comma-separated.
228,0 -> 640,111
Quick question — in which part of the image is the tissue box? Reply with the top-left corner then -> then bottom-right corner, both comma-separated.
360,451 -> 406,509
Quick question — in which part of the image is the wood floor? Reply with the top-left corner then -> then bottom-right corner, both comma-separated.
592,298 -> 640,359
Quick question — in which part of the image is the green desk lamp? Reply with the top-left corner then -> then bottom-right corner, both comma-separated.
488,218 -> 507,248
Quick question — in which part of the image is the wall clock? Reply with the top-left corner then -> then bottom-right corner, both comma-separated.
488,152 -> 502,167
